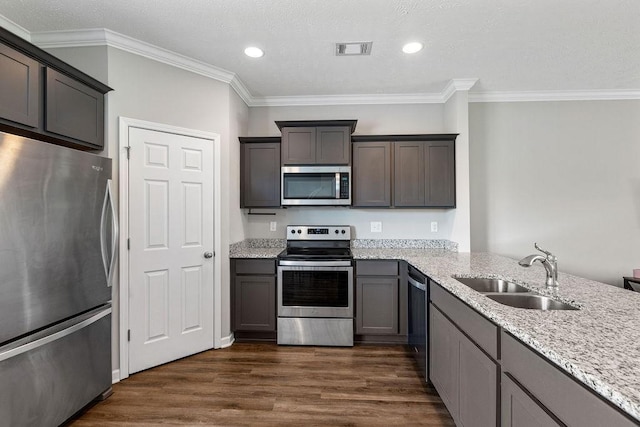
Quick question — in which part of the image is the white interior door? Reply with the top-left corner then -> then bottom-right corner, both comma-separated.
128,127 -> 214,374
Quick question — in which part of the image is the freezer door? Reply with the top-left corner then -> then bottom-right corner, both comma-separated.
0,132 -> 113,344
0,305 -> 112,426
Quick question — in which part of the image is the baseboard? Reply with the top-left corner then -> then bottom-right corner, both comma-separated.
220,332 -> 235,348
112,369 -> 120,384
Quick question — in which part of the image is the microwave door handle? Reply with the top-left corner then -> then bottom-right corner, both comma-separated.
335,173 -> 340,198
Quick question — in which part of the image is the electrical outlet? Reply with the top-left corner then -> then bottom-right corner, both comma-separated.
431,221 -> 438,233
370,221 -> 382,233
270,221 -> 277,232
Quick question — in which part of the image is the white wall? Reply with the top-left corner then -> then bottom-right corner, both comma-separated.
248,104 -> 444,136
46,45 -> 240,371
444,90 -> 471,251
244,103 -> 458,240
469,100 -> 640,287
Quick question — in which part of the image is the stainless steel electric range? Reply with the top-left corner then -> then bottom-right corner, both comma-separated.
277,225 -> 353,346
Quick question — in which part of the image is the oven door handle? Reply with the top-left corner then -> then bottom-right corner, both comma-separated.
278,260 -> 352,267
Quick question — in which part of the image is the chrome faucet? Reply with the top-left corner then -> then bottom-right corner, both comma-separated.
519,243 -> 559,288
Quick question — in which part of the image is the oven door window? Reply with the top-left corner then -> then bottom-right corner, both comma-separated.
282,270 -> 348,307
283,173 -> 336,200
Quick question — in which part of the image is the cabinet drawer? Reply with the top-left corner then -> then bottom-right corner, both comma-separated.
356,260 -> 398,276
234,259 -> 276,275
502,332 -> 636,427
430,282 -> 498,359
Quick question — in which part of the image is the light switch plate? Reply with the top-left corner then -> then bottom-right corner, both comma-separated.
431,221 -> 438,232
270,221 -> 277,232
370,221 -> 382,233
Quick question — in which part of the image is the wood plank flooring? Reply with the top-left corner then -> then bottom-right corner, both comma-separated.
67,343 -> 455,426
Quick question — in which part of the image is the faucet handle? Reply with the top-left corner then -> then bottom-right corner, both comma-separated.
534,243 -> 556,261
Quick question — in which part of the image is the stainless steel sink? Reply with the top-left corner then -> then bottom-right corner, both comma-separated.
486,294 -> 578,310
455,277 -> 531,293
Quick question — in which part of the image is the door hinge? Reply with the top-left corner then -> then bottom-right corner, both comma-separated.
125,146 -> 131,159
127,238 -> 130,250
127,329 -> 131,341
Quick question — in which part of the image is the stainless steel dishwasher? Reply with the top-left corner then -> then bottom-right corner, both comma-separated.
407,265 -> 428,381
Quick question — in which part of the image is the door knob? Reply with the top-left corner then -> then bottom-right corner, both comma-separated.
204,251 -> 214,259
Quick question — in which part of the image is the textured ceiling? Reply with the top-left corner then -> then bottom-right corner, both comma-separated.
0,0 -> 638,98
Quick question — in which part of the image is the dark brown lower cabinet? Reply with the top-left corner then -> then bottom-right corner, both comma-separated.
501,373 -> 560,427
355,260 -> 406,343
501,331 -> 637,427
356,277 -> 398,334
429,280 -> 498,427
231,259 -> 277,335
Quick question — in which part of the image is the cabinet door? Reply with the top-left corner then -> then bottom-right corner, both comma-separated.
394,142 -> 425,206
429,304 -> 459,419
352,141 -> 391,207
45,68 -> 104,148
356,277 -> 398,334
0,43 -> 39,128
233,275 -> 276,331
501,374 -> 560,427
316,126 -> 350,164
425,140 -> 455,207
281,126 -> 316,164
459,334 -> 498,427
241,142 -> 281,207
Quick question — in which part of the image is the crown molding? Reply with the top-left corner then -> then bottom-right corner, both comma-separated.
469,89 -> 640,103
30,28 -> 253,105
441,78 -> 479,102
0,15 -> 31,41
247,92 -> 446,107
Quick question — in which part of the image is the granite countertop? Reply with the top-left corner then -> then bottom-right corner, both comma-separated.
354,248 -> 640,423
229,239 -> 285,258
230,240 -> 640,421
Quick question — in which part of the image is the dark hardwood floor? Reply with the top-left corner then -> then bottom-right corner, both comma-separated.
68,343 -> 455,426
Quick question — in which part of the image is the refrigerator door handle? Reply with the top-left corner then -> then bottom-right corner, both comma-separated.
100,179 -> 118,287
0,306 -> 112,363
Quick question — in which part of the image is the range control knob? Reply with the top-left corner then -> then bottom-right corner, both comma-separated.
335,230 -> 339,234
341,230 -> 346,234
290,230 -> 295,234
297,229 -> 302,234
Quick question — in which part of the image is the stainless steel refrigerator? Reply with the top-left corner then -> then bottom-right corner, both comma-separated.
0,131 -> 116,426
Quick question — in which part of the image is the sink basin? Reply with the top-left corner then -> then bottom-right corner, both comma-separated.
455,277 -> 531,293
487,294 -> 578,310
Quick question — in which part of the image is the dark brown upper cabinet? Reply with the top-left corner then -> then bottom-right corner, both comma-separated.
240,137 -> 281,208
352,134 -> 457,209
352,141 -> 392,207
276,120 -> 356,165
0,43 -> 40,128
394,140 -> 456,208
45,68 -> 105,148
0,27 -> 111,150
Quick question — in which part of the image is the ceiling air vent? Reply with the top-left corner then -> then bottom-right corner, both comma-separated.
336,42 -> 372,56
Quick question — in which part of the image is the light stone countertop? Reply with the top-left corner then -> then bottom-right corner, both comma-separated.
230,240 -> 640,421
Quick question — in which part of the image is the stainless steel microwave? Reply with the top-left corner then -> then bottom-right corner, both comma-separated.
281,166 -> 351,206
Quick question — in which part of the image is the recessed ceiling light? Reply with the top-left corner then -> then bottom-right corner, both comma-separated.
244,47 -> 264,58
402,42 -> 423,54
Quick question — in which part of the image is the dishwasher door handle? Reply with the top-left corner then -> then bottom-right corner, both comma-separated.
408,276 -> 427,292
